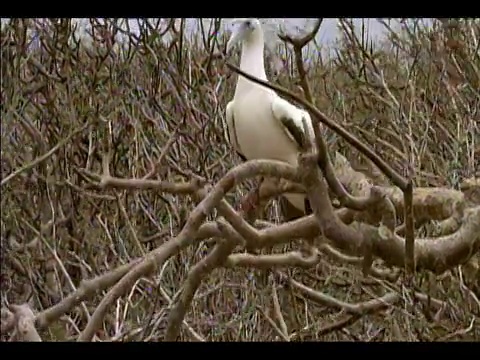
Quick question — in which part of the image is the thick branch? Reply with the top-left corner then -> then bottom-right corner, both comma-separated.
78,159 -> 301,341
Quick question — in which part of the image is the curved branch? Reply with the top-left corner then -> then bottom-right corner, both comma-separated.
77,159 -> 301,341
278,18 -> 323,48
194,204 -> 480,275
164,218 -> 243,341
285,275 -> 400,315
257,207 -> 480,274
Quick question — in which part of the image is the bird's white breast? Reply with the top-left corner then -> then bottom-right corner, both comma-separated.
233,89 -> 299,165
232,88 -> 306,211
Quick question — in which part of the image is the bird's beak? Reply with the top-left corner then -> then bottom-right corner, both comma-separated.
226,27 -> 245,54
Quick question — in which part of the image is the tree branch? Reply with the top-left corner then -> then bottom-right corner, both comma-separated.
77,159 -> 303,341
164,218 -> 244,341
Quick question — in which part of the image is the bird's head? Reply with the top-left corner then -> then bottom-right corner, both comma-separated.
226,18 -> 263,53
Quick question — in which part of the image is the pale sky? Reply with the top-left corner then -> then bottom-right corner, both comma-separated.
73,18 -> 410,56
0,18 -> 406,44
1,18 -> 432,58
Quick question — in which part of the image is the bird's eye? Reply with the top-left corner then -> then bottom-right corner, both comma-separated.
245,20 -> 252,28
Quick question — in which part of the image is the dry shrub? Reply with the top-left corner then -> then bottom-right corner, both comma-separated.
1,18 -> 479,342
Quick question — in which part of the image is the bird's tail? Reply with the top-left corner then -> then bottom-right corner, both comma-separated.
278,196 -> 310,222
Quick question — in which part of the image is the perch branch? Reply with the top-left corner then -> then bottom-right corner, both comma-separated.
192,204 -> 479,274
78,159 -> 302,341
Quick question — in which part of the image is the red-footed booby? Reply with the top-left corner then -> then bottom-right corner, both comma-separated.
225,18 -> 316,220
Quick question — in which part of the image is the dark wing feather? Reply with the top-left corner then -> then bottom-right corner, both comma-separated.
278,196 -> 312,221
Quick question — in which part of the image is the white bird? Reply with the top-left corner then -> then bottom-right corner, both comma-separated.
225,18 -> 316,220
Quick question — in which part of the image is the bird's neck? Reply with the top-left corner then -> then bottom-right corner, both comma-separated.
234,39 -> 269,98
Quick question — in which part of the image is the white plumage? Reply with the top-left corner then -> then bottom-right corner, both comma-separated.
225,18 -> 316,216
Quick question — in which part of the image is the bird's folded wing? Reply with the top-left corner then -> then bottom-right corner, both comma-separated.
270,96 -> 314,151
226,101 -> 247,161
271,97 -> 314,217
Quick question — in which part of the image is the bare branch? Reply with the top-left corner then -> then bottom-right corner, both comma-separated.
1,123 -> 89,187
164,218 -> 243,341
279,272 -> 399,315
78,159 -> 301,341
225,250 -> 319,269
278,19 -> 323,49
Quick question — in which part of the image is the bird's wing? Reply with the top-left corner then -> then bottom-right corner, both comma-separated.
271,96 -> 314,217
270,96 -> 315,151
226,100 -> 247,161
